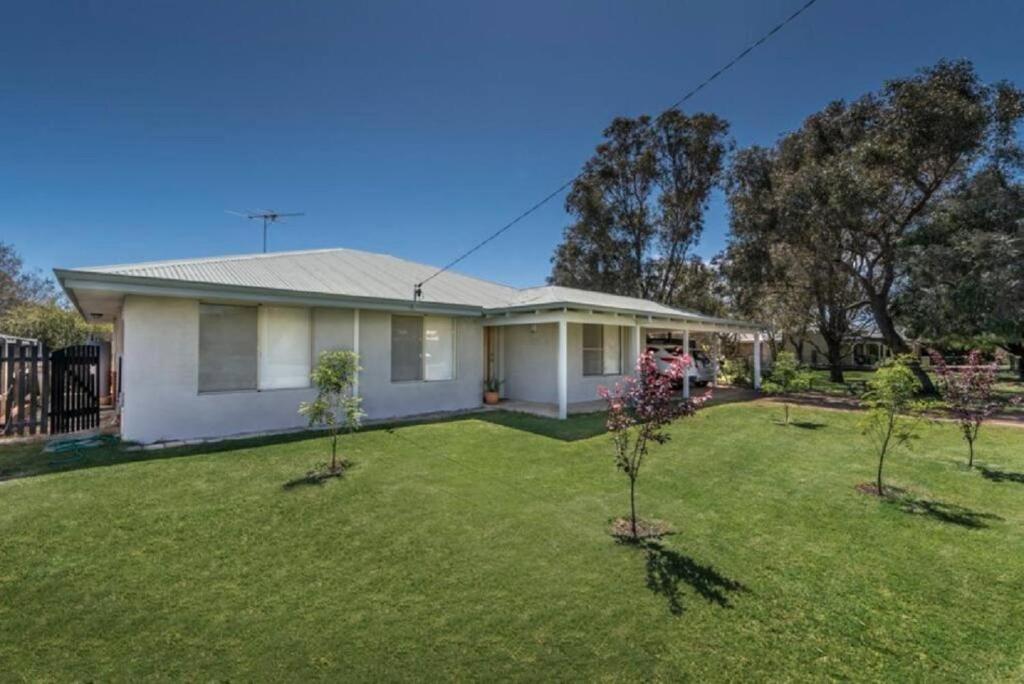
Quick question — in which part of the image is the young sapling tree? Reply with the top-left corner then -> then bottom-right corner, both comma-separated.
761,350 -> 811,425
299,350 -> 364,475
599,350 -> 710,540
860,356 -> 921,496
930,350 -> 1002,468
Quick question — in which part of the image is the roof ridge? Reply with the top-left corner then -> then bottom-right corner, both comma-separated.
78,248 -> 521,295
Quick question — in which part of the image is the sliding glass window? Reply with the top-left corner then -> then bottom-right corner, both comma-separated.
391,315 -> 455,382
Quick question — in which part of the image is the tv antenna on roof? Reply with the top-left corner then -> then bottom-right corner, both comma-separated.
226,209 -> 305,253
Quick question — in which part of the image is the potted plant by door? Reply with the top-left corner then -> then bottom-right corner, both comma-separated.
483,378 -> 503,405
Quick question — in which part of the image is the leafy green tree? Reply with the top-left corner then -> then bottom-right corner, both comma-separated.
0,302 -> 107,349
0,242 -> 57,316
732,60 -> 1023,393
725,145 -> 866,384
899,167 -> 1024,377
761,351 -> 811,425
299,350 -> 364,474
861,356 -> 922,496
550,109 -> 730,306
825,61 -> 1020,391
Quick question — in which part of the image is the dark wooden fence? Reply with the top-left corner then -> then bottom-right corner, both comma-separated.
1,338 -> 49,436
49,345 -> 100,434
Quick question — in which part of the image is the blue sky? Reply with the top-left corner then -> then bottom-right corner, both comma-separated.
3,0 -> 1022,289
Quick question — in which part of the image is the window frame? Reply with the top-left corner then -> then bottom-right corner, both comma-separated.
582,323 -> 624,377
197,303 -> 259,395
197,302 -> 314,395
389,313 -> 458,384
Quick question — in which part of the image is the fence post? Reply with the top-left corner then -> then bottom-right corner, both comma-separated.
2,342 -> 12,435
17,344 -> 27,435
28,343 -> 38,435
40,342 -> 49,434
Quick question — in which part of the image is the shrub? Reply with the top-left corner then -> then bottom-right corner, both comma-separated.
761,351 -> 811,425
720,356 -> 752,387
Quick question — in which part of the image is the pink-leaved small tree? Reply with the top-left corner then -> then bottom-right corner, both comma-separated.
599,350 -> 711,540
930,349 -> 1002,468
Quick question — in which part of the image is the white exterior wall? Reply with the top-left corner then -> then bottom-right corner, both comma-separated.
502,324 -> 557,403
120,295 -> 484,443
354,310 -> 484,421
500,322 -> 633,405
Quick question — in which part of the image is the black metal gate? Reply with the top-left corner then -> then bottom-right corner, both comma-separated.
50,345 -> 100,434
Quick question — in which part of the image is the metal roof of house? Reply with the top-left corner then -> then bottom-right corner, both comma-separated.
71,248 -> 519,309
57,248 -> 758,328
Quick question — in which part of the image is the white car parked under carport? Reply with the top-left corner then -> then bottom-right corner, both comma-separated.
646,343 -> 715,387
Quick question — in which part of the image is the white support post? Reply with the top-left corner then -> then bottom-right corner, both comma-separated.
497,327 -> 505,397
682,329 -> 690,399
753,331 -> 763,390
557,318 -> 568,419
632,324 -> 642,371
712,334 -> 720,388
352,309 -> 360,398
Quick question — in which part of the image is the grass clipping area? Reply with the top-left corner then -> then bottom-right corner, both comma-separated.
1,403 -> 1023,681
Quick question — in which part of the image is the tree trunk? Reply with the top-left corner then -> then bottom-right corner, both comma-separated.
968,438 -> 974,469
824,336 -> 846,384
876,449 -> 886,496
866,292 -> 934,393
629,475 -> 638,539
331,431 -> 338,471
784,403 -> 790,425
877,413 -> 894,496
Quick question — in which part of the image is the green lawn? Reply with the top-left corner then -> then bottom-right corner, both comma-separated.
2,404 -> 1023,681
804,368 -> 1024,416
994,372 -> 1024,415
806,368 -> 878,396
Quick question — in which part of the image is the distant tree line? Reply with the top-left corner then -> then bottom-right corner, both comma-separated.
549,59 -> 1024,387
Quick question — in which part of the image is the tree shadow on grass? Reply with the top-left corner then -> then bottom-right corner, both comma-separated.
979,467 -> 1024,485
882,492 -> 1003,529
790,421 -> 827,430
638,541 -> 747,616
282,461 -> 351,490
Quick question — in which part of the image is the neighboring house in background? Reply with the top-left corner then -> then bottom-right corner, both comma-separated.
783,329 -> 896,370
734,328 -> 901,374
56,248 -> 762,443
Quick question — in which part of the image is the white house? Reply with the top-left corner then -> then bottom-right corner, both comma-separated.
56,248 -> 763,443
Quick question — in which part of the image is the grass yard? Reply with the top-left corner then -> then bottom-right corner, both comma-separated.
994,372 -> 1024,415
804,368 -> 1024,417
2,403 -> 1024,681
806,368 -> 877,396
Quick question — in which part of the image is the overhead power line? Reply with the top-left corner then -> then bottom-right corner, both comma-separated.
413,0 -> 822,301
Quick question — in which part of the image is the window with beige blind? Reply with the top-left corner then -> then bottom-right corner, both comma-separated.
582,324 -> 622,376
